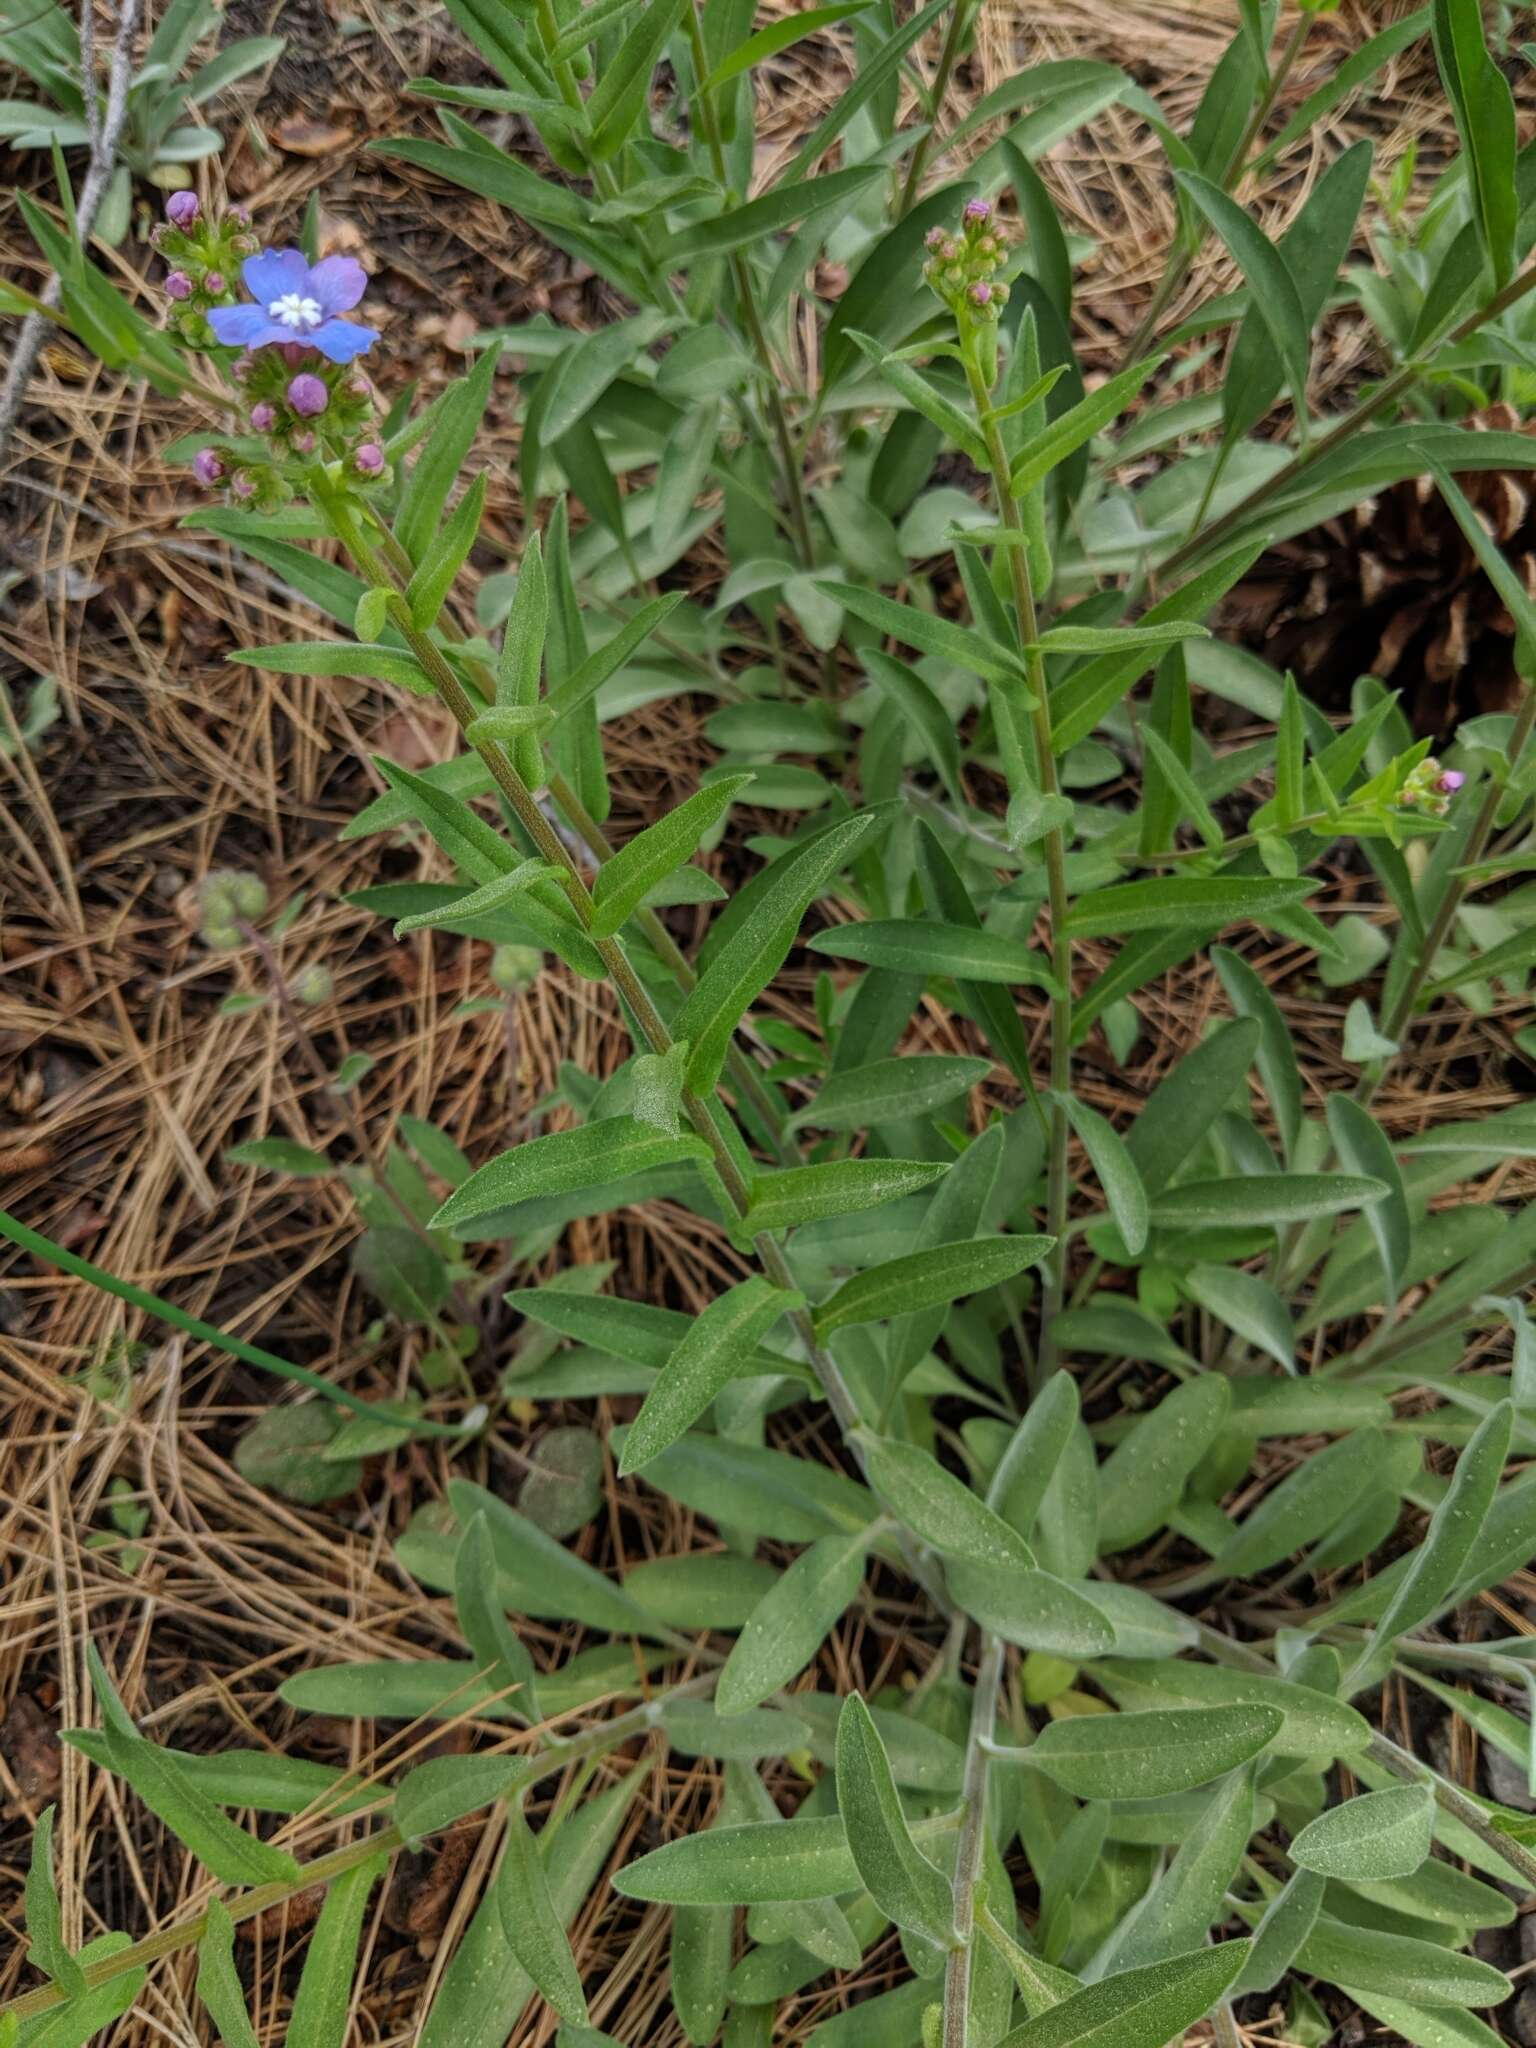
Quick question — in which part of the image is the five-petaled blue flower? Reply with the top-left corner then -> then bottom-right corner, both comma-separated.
207,248 -> 377,362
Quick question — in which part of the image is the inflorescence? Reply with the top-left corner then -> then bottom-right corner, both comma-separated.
922,197 -> 1011,324
155,194 -> 388,511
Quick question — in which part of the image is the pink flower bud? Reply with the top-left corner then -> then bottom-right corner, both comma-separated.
1437,769 -> 1466,795
250,401 -> 276,432
347,374 -> 371,398
164,270 -> 193,301
924,225 -> 946,250
229,471 -> 256,501
165,190 -> 200,229
353,441 -> 385,475
192,448 -> 225,487
290,430 -> 317,454
229,205 -> 251,227
969,281 -> 993,306
204,271 -> 225,294
964,198 -> 991,222
231,353 -> 254,381
287,372 -> 328,417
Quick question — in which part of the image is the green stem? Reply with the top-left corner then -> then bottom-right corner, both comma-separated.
0,1671 -> 720,2027
681,0 -> 818,570
964,348 -> 1073,1373
319,482 -> 953,1616
0,1203 -> 471,1438
896,0 -> 972,219
941,1630 -> 1004,2048
1160,256 -> 1536,582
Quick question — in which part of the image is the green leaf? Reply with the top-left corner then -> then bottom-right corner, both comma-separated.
857,1431 -> 1037,1568
1348,1401 -> 1514,1690
620,1277 -> 802,1474
665,161 -> 882,258
835,1694 -> 954,1948
787,1054 -> 989,1134
862,649 -> 968,804
453,1513 -> 539,1714
1022,1705 -> 1282,1800
1212,944 -> 1304,1162
1174,171 -> 1311,428
1148,1174 -> 1386,1229
847,331 -> 988,468
21,1945 -> 146,2048
742,1158 -> 949,1234
1059,1095 -> 1147,1256
944,1562 -> 1117,1658
1125,1017 -> 1260,1192
407,471 -> 486,629
394,1753 -> 532,1847
1096,1376 -> 1232,1552
197,1898 -> 260,2048
675,815 -> 875,1092
1185,1263 -> 1294,1372
542,591 -> 687,726
431,1117 -> 710,1232
1255,9 -> 1430,166
84,1646 -> 301,1887
1032,622 -> 1207,658
700,2 -> 870,89
1065,875 -> 1316,938
995,1943 -> 1251,2048
1098,1763 -> 1256,1974
816,1235 -> 1052,1336
716,1530 -> 871,1716
612,1431 -> 876,1541
396,343 -> 503,566
1297,1919 -> 1510,2009
375,756 -> 521,886
229,640 -> 434,690
614,1815 -> 865,1903
1291,1785 -> 1435,1882
1327,1095 -> 1410,1305
391,860 -> 554,937
1233,1866 -> 1325,1997
1432,0 -> 1518,289
807,918 -> 1059,991
286,1853 -> 389,2048
1006,356 -> 1165,497
582,0 -> 684,155
446,1480 -> 657,1636
826,583 -> 1025,684
497,1802 -> 589,2024
25,1806 -> 85,1998
225,1138 -> 332,1177
1425,455 -> 1536,669
591,776 -> 752,939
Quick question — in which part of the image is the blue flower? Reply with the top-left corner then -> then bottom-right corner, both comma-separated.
206,248 -> 377,362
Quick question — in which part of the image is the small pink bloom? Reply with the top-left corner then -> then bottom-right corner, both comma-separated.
1437,769 -> 1466,794
969,280 -> 992,306
230,471 -> 256,501
924,225 -> 946,250
165,190 -> 200,229
250,401 -> 276,431
347,373 -> 371,398
291,429 -> 317,454
353,441 -> 385,474
164,270 -> 193,301
192,448 -> 225,486
287,372 -> 328,417
204,270 -> 226,294
964,198 -> 991,222
231,353 -> 254,381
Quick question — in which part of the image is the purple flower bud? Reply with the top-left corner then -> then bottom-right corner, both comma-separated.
204,271 -> 226,294
969,280 -> 993,306
287,372 -> 328,417
353,441 -> 385,475
229,205 -> 251,227
166,190 -> 200,229
250,401 -> 276,431
1437,769 -> 1466,795
192,448 -> 225,487
924,225 -> 946,250
290,429 -> 317,454
164,270 -> 193,301
230,471 -> 257,501
347,374 -> 371,398
964,198 -> 991,222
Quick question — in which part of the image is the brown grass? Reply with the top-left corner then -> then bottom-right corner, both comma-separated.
3,1 -> 1535,2042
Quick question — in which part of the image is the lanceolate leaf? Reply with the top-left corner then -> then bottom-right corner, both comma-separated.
814,1235 -> 1052,1335
1059,1094 -> 1148,1255
25,1807 -> 85,1998
196,1899 -> 261,2048
786,1054 -> 990,1133
286,1853 -> 390,2048
497,1802 -> 590,2024
808,918 -> 1060,991
590,775 -> 753,939
995,1943 -> 1251,2048
835,1694 -> 954,1948
431,1118 -> 711,1232
1064,875 -> 1316,938
1327,1094 -> 1410,1305
1432,0 -> 1518,289
716,1528 -> 872,1716
1174,171 -> 1312,428
675,815 -> 875,1092
742,1158 -> 950,1234
1021,1705 -> 1282,1800
1290,1785 -> 1435,1881
857,1432 -> 1038,1569
620,1276 -> 803,1473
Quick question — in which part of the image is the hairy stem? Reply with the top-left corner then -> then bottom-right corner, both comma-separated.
965,351 -> 1073,1373
941,1630 -> 1004,2048
317,480 -> 953,1615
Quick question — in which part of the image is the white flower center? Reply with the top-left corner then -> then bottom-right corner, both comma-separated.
268,291 -> 323,330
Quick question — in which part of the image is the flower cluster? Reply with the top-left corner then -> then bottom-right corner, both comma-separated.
1400,755 -> 1466,817
154,196 -> 387,511
922,198 -> 1012,324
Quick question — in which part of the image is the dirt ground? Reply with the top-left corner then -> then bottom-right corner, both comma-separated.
2,1 -> 1536,2041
